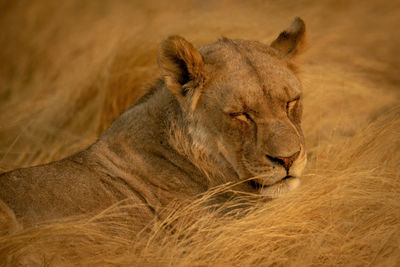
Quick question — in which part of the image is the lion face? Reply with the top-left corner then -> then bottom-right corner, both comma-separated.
160,18 -> 307,197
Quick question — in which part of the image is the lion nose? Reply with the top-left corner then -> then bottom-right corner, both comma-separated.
266,151 -> 300,171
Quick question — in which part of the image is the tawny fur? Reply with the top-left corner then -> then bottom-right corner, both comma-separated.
0,18 -> 307,231
0,1 -> 399,266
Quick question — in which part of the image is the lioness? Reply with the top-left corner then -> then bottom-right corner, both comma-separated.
0,18 -> 307,233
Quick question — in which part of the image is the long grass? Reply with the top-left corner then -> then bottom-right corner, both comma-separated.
0,0 -> 399,265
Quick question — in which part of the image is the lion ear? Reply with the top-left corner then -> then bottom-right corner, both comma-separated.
270,17 -> 306,58
159,35 -> 205,99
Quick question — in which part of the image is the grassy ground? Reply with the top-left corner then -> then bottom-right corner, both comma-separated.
0,0 -> 399,265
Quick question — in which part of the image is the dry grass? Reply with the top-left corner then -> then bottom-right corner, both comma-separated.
0,0 -> 399,265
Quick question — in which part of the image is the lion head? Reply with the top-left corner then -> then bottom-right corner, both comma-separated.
159,18 -> 307,197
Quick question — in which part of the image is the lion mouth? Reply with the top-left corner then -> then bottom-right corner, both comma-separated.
249,175 -> 293,189
282,175 -> 293,180
248,175 -> 300,197
248,179 -> 263,190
